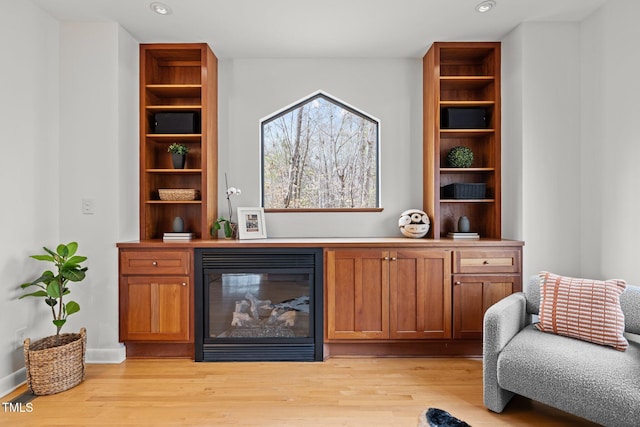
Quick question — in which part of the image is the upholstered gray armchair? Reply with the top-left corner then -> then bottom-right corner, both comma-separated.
483,275 -> 640,426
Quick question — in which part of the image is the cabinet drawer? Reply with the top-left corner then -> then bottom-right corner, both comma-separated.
453,249 -> 521,274
120,250 -> 190,275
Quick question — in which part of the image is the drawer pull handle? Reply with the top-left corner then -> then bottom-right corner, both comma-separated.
455,281 -> 462,285
152,261 -> 158,266
383,256 -> 389,261
483,260 -> 489,265
390,257 -> 397,261
182,282 -> 187,287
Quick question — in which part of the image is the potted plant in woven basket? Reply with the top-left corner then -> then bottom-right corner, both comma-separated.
19,242 -> 88,395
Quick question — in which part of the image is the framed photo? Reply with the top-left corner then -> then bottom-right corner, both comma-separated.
237,207 -> 267,239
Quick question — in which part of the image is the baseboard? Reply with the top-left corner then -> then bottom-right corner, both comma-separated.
85,344 -> 126,364
323,340 -> 483,358
0,367 -> 26,399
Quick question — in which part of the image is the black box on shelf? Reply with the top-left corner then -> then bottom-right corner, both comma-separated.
442,183 -> 487,199
153,112 -> 200,134
441,107 -> 488,129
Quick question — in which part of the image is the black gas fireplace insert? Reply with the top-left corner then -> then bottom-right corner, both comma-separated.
195,247 -> 323,361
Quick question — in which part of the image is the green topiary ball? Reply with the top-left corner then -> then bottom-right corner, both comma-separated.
446,146 -> 474,168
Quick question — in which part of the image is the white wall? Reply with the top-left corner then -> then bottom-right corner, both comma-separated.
502,22 -> 583,281
58,22 -> 137,363
502,0 -> 640,284
580,0 -> 640,282
218,58 -> 424,237
501,26 -> 524,241
0,0 -> 60,396
118,26 -> 141,244
0,9 -> 138,394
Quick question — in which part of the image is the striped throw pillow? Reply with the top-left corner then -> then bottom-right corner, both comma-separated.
536,271 -> 628,351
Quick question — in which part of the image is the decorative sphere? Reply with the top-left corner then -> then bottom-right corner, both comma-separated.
398,209 -> 430,238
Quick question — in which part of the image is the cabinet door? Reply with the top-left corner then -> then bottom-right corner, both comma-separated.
452,275 -> 519,339
390,250 -> 452,339
326,250 -> 389,339
120,276 -> 190,341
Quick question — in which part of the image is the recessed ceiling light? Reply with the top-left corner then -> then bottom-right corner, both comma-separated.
476,0 -> 496,13
150,2 -> 172,15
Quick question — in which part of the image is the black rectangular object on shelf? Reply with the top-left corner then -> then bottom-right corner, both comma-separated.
153,112 -> 200,134
441,107 -> 488,129
442,183 -> 487,199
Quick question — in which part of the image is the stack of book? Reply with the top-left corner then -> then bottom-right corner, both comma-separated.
163,232 -> 194,241
447,232 -> 479,240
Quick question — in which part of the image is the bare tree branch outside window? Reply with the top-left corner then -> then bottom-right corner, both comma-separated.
261,92 -> 379,209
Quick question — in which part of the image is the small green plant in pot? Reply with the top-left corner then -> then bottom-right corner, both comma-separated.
19,241 -> 89,395
446,146 -> 474,168
212,217 -> 237,239
168,143 -> 189,169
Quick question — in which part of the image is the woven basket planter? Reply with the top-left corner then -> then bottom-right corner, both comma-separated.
23,328 -> 86,395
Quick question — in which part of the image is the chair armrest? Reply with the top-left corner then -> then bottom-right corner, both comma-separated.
483,292 -> 527,413
621,284 -> 640,334
484,292 -> 528,354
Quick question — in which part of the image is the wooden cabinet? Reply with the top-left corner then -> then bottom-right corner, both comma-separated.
326,249 -> 389,339
325,248 -> 451,340
119,249 -> 192,355
390,249 -> 452,339
121,275 -> 190,341
139,43 -> 218,239
452,248 -> 522,339
423,42 -> 501,238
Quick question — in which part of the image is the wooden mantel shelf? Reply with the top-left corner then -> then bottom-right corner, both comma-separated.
117,237 -> 523,249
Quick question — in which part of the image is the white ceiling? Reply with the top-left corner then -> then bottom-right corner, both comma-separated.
32,0 -> 607,58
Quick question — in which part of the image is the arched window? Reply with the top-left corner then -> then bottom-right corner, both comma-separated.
261,91 -> 380,211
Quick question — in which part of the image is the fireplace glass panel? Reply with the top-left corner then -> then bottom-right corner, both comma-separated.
207,272 -> 311,339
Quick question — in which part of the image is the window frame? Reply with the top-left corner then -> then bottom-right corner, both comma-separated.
259,90 -> 381,212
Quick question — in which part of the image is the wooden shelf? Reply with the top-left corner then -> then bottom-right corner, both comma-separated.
441,199 -> 495,203
424,42 -> 501,239
440,100 -> 495,107
441,168 -> 494,173
146,200 -> 203,204
146,105 -> 202,111
146,169 -> 203,173
139,43 -> 218,240
146,134 -> 202,140
440,76 -> 494,81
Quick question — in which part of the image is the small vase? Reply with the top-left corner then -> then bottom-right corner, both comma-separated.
172,216 -> 184,233
458,216 -> 470,233
171,153 -> 186,169
225,222 -> 238,239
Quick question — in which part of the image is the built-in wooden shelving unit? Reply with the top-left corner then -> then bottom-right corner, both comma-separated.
423,42 -> 501,238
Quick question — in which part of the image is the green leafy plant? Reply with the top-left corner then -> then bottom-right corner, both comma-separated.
167,143 -> 189,155
446,146 -> 474,168
212,217 -> 235,238
19,242 -> 88,336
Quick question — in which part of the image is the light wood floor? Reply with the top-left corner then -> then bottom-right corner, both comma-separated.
1,357 -> 598,426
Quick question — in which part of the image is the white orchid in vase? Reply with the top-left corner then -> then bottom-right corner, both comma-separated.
212,173 -> 242,238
